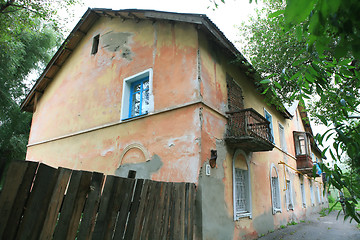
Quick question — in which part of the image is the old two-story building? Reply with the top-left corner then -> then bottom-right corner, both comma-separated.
21,8 -> 327,239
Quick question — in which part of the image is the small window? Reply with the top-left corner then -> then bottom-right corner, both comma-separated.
91,34 -> 100,55
233,150 -> 252,220
121,69 -> 154,120
285,180 -> 294,210
300,183 -> 306,208
278,123 -> 287,152
264,109 -> 274,143
127,170 -> 136,179
270,164 -> 281,214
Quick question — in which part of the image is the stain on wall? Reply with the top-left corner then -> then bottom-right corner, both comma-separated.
252,211 -> 275,235
198,139 -> 234,240
101,31 -> 134,60
115,154 -> 163,179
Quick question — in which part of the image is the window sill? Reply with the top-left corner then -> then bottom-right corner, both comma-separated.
273,208 -> 282,214
235,212 -> 252,221
121,113 -> 148,122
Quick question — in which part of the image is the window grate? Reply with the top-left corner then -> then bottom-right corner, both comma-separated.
271,177 -> 281,209
301,183 -> 306,207
235,169 -> 246,212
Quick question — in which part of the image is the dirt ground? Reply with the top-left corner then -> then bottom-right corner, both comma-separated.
257,210 -> 360,240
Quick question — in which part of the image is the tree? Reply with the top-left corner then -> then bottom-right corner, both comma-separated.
236,0 -> 360,222
0,0 -> 81,176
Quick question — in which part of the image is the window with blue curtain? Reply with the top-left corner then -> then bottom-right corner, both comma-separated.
264,109 -> 275,143
129,77 -> 149,118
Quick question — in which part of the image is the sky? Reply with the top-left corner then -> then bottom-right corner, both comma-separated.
67,0 -> 261,48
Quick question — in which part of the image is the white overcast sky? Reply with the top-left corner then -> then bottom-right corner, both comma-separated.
66,0 -> 261,48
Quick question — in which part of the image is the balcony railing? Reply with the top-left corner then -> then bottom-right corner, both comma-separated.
296,154 -> 319,176
225,108 -> 274,152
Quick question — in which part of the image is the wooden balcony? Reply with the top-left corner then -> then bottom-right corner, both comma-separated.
225,108 -> 274,152
296,154 -> 315,175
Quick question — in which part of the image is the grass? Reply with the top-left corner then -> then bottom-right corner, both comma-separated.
280,225 -> 286,229
287,221 -> 297,226
319,208 -> 329,217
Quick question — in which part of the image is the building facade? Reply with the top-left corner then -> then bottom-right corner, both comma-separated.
21,9 -> 327,239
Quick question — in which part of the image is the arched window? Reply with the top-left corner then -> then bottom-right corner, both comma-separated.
285,177 -> 294,210
300,177 -> 306,208
233,150 -> 252,220
310,181 -> 315,206
270,163 -> 281,214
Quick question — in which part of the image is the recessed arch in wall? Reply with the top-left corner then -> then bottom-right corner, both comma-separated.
232,149 -> 252,220
119,143 -> 150,167
270,163 -> 282,214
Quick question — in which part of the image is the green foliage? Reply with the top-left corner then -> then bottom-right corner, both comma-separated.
287,221 -> 297,225
237,0 -> 360,223
328,194 -> 335,203
319,208 -> 329,217
0,0 -> 82,174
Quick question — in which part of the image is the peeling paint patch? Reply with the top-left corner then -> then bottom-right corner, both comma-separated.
115,154 -> 163,179
101,31 -> 134,60
101,146 -> 114,156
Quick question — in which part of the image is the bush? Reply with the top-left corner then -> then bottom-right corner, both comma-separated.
328,195 -> 336,203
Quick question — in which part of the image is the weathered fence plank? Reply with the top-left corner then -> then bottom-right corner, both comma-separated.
1,161 -> 38,240
39,167 -> 72,240
123,178 -> 144,240
132,179 -> 151,240
112,177 -> 136,240
188,183 -> 196,240
0,161 -> 31,238
0,161 -> 196,240
53,170 -> 93,240
160,182 -> 172,240
16,163 -> 59,240
91,175 -> 116,239
103,177 -> 125,240
149,182 -> 165,239
77,172 -> 104,240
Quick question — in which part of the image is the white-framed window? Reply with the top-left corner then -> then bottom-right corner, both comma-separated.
300,182 -> 306,208
293,131 -> 311,156
121,69 -> 154,120
285,180 -> 294,210
233,150 -> 252,220
310,181 -> 315,206
278,123 -> 287,152
320,186 -> 324,204
264,109 -> 274,143
270,163 -> 281,214
316,186 -> 321,204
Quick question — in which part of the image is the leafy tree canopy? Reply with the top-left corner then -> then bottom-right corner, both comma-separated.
0,0 -> 81,173
236,0 -> 360,222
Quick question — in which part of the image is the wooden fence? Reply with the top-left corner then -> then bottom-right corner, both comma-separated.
0,161 -> 196,240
